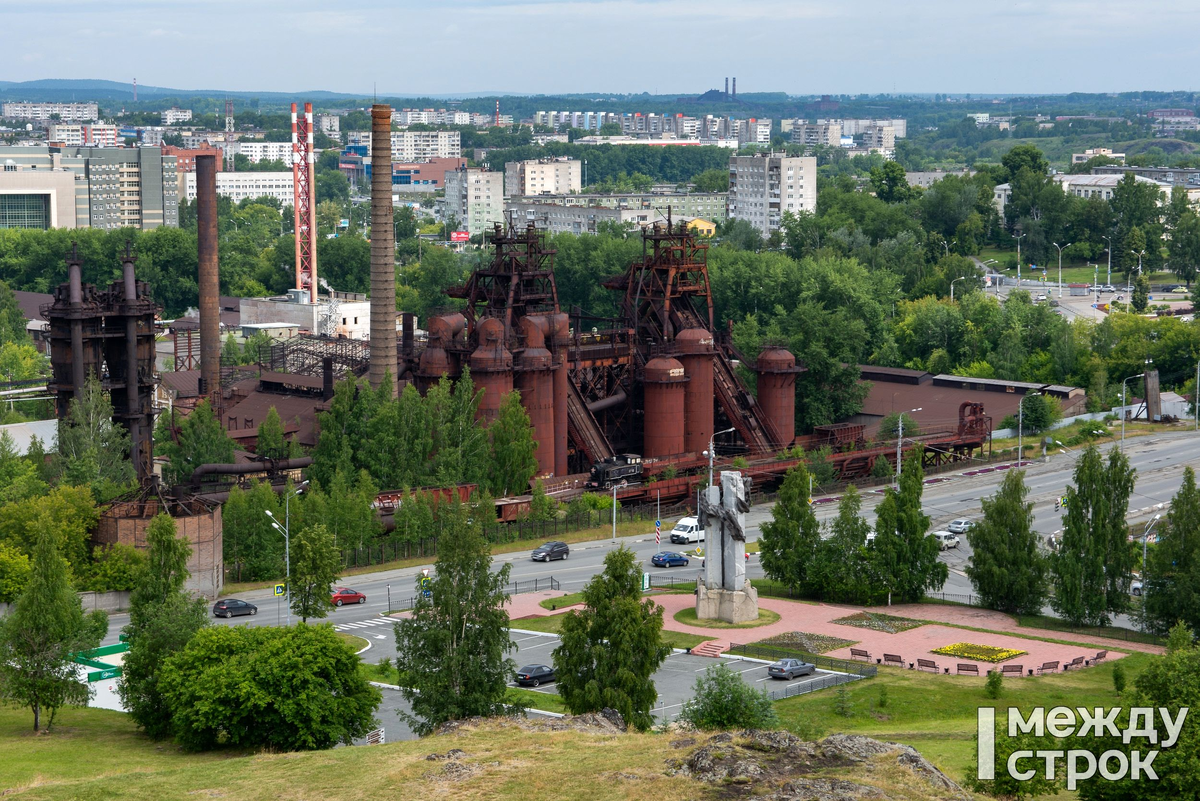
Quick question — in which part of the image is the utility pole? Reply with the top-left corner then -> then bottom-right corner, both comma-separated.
1053,241 -> 1070,298
1103,235 -> 1113,287
1018,391 -> 1040,466
611,484 -> 617,542
895,407 -> 921,486
1121,364 -> 1150,450
1016,233 -> 1026,292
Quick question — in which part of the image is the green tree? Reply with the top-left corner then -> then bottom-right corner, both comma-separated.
1051,445 -> 1137,626
0,430 -> 45,505
298,469 -> 381,553
691,168 -> 729,193
0,520 -> 103,731
82,544 -> 145,592
1131,274 -> 1150,313
0,485 -> 99,575
221,480 -> 284,581
1144,467 -> 1200,636
528,479 -> 558,522
119,513 -> 208,740
290,523 -> 340,623
255,406 -> 288,461
486,390 -> 538,496
965,469 -> 1047,614
0,279 -> 32,345
53,373 -> 135,501
315,170 -> 350,204
157,400 -> 235,486
871,451 -> 946,604
0,541 -> 31,603
869,161 -> 912,203
679,663 -> 779,730
758,464 -> 820,594
392,499 -> 516,735
553,546 -> 671,731
426,371 -> 488,488
1001,144 -> 1050,180
877,411 -> 919,440
1018,393 -> 1061,434
160,624 -> 380,751
811,485 -> 875,604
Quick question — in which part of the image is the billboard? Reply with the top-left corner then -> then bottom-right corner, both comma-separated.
450,230 -> 470,243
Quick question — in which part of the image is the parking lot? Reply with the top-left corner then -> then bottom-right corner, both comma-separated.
508,629 -> 848,723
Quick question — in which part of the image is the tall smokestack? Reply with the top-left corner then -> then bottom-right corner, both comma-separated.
369,104 -> 397,394
725,77 -> 729,98
196,154 -> 220,397
732,77 -> 736,100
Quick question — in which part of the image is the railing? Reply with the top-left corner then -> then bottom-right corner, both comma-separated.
766,671 -> 861,701
648,575 -> 696,591
387,576 -> 559,614
923,592 -> 983,607
725,642 -> 878,678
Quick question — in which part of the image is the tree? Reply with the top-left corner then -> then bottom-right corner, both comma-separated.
297,469 -> 381,553
758,464 -> 820,593
1051,445 -> 1137,626
877,411 -> 919,440
1001,144 -> 1050,180
82,544 -> 145,592
811,485 -> 875,604
0,430 -> 45,505
871,451 -> 946,604
528,479 -> 557,522
157,400 -> 235,486
0,485 -> 99,575
315,170 -> 350,204
1144,467 -> 1200,636
120,514 -> 208,740
869,161 -> 912,203
290,523 -> 340,623
160,624 -> 381,751
965,469 -> 1047,614
1018,393 -> 1061,434
53,373 -> 134,501
393,499 -> 516,735
0,520 -> 102,731
256,406 -> 288,461
680,663 -> 779,730
1131,274 -> 1150,313
221,480 -> 284,581
486,390 -> 538,496
553,545 -> 671,731
691,168 -> 729,193
0,541 -> 31,603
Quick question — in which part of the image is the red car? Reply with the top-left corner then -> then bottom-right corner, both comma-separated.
331,587 -> 366,607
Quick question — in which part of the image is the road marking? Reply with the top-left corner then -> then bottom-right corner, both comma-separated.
374,635 -> 386,640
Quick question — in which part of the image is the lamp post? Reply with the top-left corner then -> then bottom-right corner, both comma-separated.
1102,235 -> 1113,287
983,258 -> 999,294
895,408 -> 921,486
1141,513 -> 1162,618
950,276 -> 966,302
1121,364 -> 1151,450
1018,391 -> 1041,466
1015,233 -> 1026,290
1052,241 -> 1071,298
704,427 -> 738,488
266,480 -> 308,626
1129,249 -> 1146,294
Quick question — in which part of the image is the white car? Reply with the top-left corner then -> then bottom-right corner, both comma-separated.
1131,579 -> 1144,597
1100,284 -> 1117,293
948,518 -> 973,534
668,517 -> 705,545
932,531 -> 960,550
1035,293 -> 1048,302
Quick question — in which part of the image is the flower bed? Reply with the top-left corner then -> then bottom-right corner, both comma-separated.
831,612 -> 924,634
931,642 -> 1027,663
756,631 -> 858,655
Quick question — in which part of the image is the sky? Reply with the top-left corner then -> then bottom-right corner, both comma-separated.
2,0 -> 1198,96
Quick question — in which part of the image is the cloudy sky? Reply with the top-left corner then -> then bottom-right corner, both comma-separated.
2,0 -> 1197,96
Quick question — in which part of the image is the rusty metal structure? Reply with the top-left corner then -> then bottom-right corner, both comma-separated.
291,102 -> 319,304
369,104 -> 397,394
196,153 -> 222,398
45,242 -> 159,480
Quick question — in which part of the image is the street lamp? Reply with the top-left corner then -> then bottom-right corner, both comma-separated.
703,427 -> 738,488
265,480 -> 309,626
1129,249 -> 1146,294
895,408 -> 921,485
1141,513 -> 1162,616
1015,233 -> 1026,289
982,258 -> 999,294
1102,235 -> 1113,287
1121,363 -> 1151,450
1018,391 -> 1041,466
950,276 -> 966,302
1052,241 -> 1071,298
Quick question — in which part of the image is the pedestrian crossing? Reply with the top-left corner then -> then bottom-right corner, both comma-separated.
333,617 -> 395,632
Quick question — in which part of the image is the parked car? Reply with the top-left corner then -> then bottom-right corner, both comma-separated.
1114,294 -> 1124,303
514,664 -> 556,687
1131,579 -> 1144,597
212,598 -> 257,618
669,516 -> 705,544
1171,286 -> 1190,294
1100,284 -> 1117,293
531,541 -> 569,562
767,658 -> 816,680
1161,284 -> 1181,292
948,518 -> 973,534
1181,315 -> 1195,323
331,587 -> 366,606
933,531 -> 960,550
1035,293 -> 1048,302
651,551 -> 690,568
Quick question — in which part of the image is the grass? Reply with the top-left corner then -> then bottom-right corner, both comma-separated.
539,592 -> 585,611
774,651 -> 1155,784
335,632 -> 370,653
1015,613 -> 1165,647
511,613 -> 716,651
673,606 -> 781,629
506,687 -> 569,715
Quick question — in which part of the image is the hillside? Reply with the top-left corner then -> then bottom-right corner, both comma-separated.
3,705 -> 977,801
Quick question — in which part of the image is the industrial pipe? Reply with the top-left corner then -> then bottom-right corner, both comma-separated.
369,104 -> 396,394
67,251 -> 85,398
187,456 -> 314,485
196,154 -> 220,397
586,388 -> 627,414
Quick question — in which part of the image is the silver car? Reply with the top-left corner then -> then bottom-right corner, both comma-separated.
767,658 -> 816,680
948,518 -> 973,534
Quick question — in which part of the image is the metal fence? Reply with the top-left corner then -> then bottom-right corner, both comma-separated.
923,592 -> 984,607
386,576 -> 559,614
725,642 -> 878,678
765,671 -> 863,701
648,575 -> 696,591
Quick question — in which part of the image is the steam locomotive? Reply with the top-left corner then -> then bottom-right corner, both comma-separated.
584,454 -> 644,489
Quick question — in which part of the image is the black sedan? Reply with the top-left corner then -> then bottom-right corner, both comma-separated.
651,551 -> 690,568
767,658 -> 816,680
515,664 -> 556,687
531,541 -> 569,562
212,598 -> 258,618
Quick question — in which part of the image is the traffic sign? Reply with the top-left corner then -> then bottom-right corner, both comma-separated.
655,519 -> 661,545
273,583 -> 285,597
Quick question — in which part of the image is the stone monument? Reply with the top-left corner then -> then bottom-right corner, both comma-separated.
695,470 -> 759,623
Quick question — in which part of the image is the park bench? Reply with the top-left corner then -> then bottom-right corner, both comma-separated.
883,653 -> 904,668
917,658 -> 939,673
850,648 -> 872,662
1066,656 -> 1085,670
1001,664 -> 1024,677
1037,661 -> 1060,675
956,663 -> 979,676
1093,650 -> 1107,664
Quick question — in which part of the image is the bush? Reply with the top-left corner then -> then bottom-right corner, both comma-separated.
985,669 -> 1003,699
877,685 -> 888,709
83,543 -> 146,592
661,464 -> 677,480
1112,661 -> 1126,695
731,456 -> 749,469
870,456 -> 893,479
679,664 -> 779,730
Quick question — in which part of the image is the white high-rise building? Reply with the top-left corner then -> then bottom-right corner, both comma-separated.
728,154 -> 817,236
2,102 -> 98,122
443,167 -> 503,236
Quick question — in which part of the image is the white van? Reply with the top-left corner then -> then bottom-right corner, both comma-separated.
669,517 -> 705,544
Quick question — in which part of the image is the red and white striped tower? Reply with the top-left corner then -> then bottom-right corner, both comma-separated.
495,99 -> 500,127
292,102 -> 318,303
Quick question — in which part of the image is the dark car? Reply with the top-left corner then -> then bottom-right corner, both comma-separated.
532,541 -> 569,562
331,587 -> 366,606
651,551 -> 690,568
515,664 -> 556,687
212,598 -> 258,618
767,658 -> 816,680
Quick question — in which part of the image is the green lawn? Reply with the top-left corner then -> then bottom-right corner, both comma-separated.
673,606 -> 781,629
774,651 -> 1153,783
539,592 -> 586,610
511,613 -> 716,651
506,687 -> 569,715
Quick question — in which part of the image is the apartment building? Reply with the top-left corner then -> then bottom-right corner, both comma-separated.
838,118 -> 908,138
1072,147 -> 1126,165
161,107 -> 193,125
315,114 -> 340,135
507,202 -> 657,234
391,157 -> 467,192
504,158 -> 581,197
47,124 -> 120,148
728,154 -> 817,236
2,102 -> 98,122
738,120 -> 773,146
236,141 -> 296,165
505,191 -> 726,227
54,146 -> 179,230
161,146 -> 226,173
860,124 -> 896,150
182,171 -> 295,206
443,167 -> 503,236
790,122 -> 842,147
